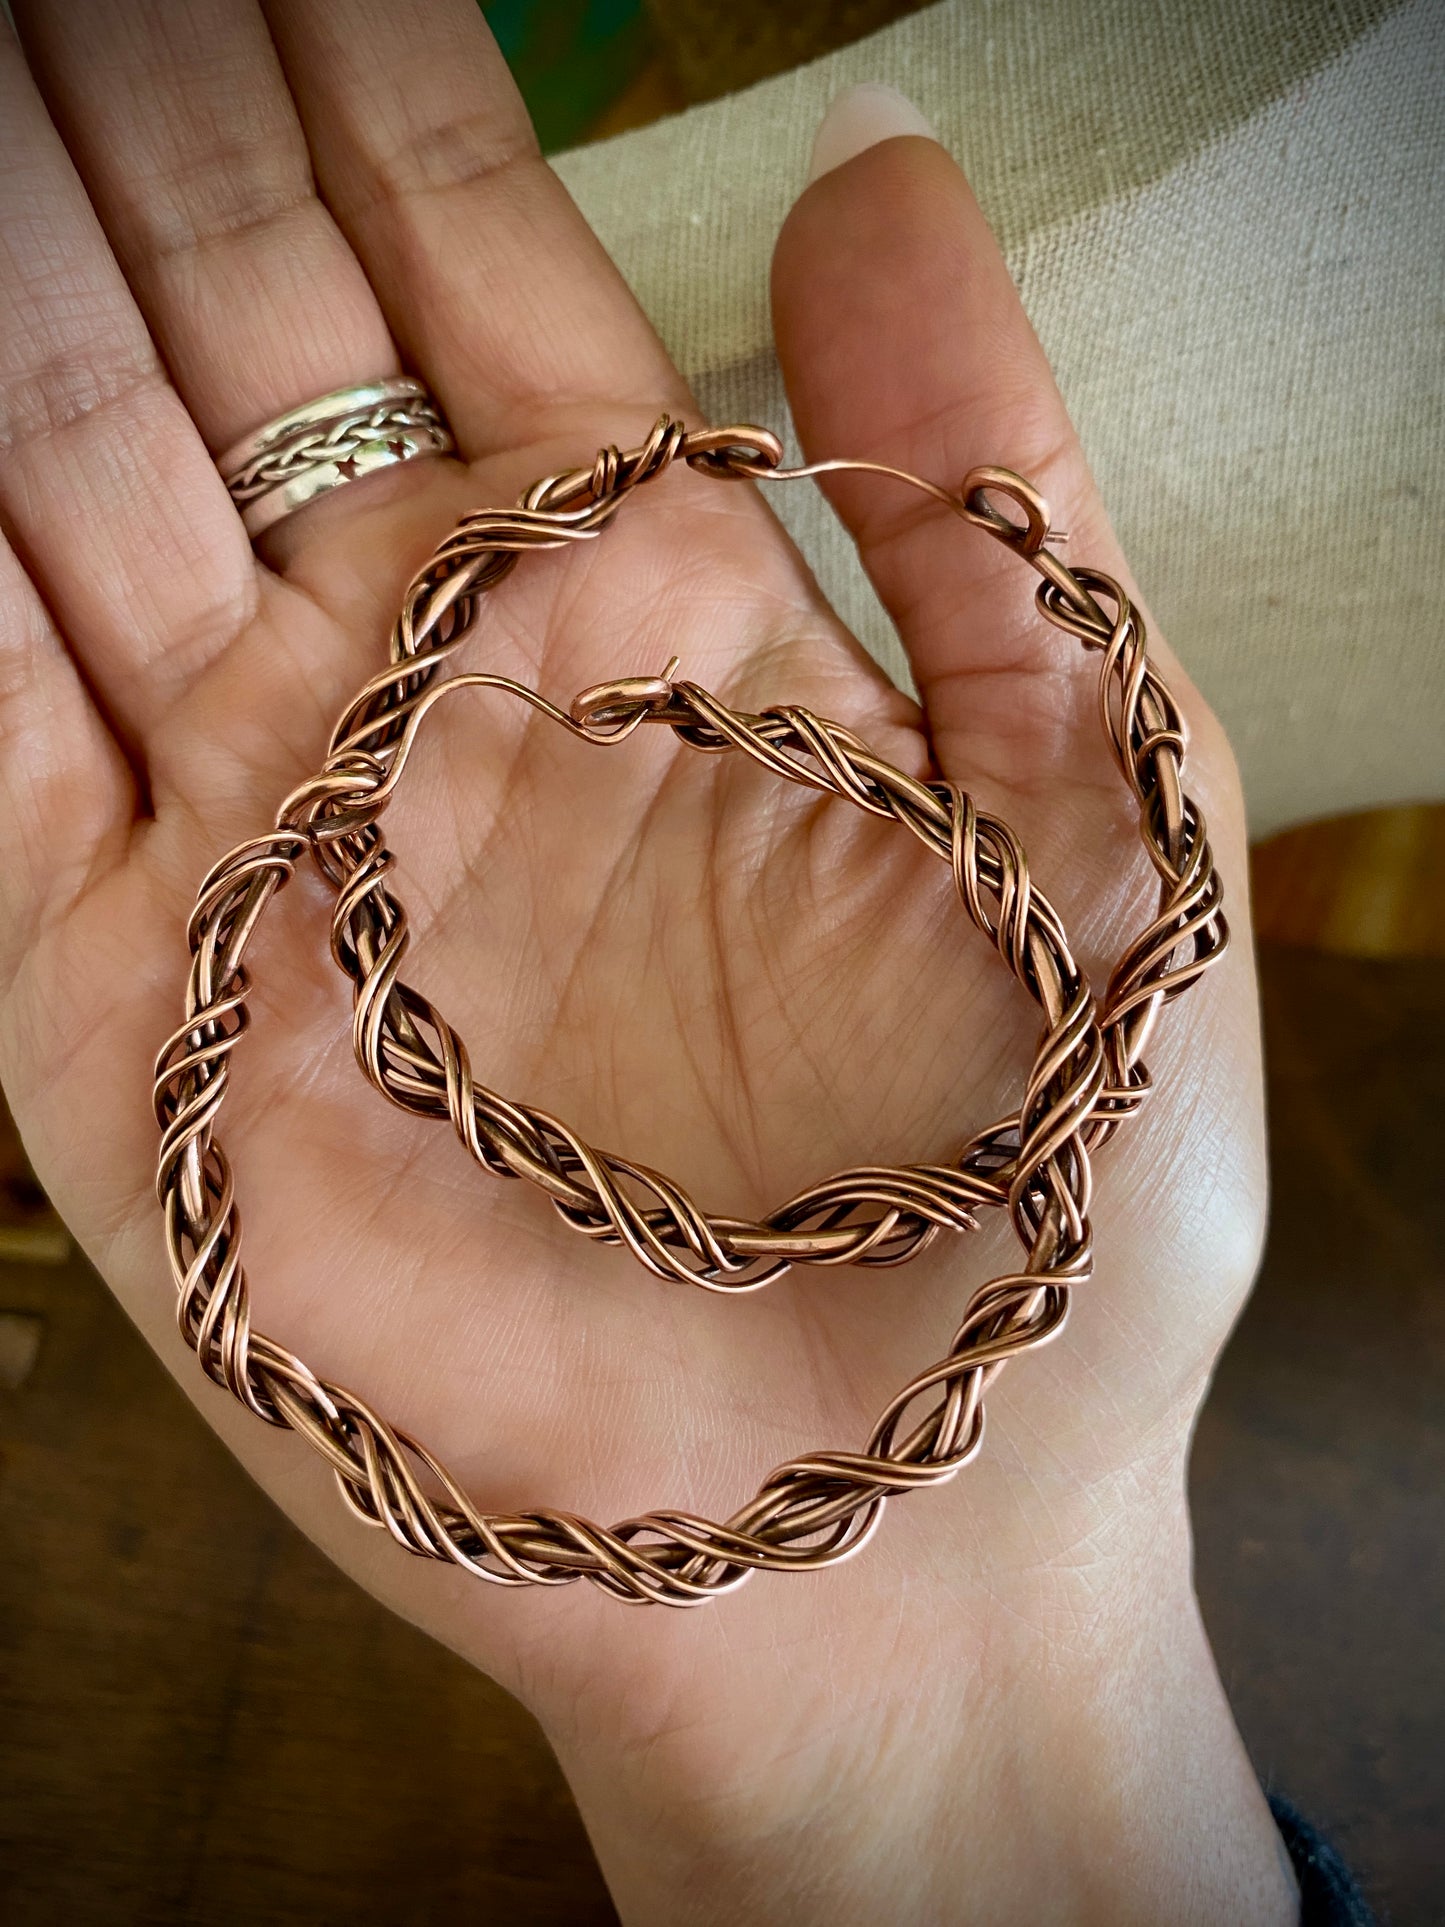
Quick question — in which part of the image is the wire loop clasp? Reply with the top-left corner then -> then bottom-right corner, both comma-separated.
958,466 -> 1055,556
571,655 -> 681,741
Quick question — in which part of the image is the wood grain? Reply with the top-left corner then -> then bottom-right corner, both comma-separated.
1251,805 -> 1445,957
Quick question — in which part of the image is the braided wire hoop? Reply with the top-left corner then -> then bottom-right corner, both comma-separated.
155,418 -> 1227,1606
319,682 -> 1102,1289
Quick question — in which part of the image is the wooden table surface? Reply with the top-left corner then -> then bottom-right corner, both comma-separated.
2,942 -> 1441,1922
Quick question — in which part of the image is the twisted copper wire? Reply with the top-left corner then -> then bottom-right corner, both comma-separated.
321,674 -> 1098,1289
154,417 -> 1227,1605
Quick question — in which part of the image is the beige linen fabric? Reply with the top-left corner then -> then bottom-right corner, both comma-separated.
555,0 -> 1445,836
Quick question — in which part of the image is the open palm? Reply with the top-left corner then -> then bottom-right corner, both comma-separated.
1,6 -> 1276,1917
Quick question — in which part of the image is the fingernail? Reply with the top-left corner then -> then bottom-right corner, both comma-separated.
807,83 -> 938,185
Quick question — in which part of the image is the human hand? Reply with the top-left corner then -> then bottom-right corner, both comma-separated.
0,7 -> 1292,1920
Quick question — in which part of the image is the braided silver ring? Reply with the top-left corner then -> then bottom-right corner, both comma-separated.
217,376 -> 455,538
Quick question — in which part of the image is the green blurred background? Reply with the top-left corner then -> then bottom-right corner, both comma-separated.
483,0 -> 935,150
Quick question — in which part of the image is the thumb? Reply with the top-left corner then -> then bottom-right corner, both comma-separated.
771,85 -> 1157,789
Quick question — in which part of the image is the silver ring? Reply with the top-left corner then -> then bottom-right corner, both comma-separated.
217,376 -> 455,538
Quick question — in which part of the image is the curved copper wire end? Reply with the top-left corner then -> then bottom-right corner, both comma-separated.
571,656 -> 681,740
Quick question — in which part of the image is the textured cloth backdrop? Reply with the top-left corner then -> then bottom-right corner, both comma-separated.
555,0 -> 1444,837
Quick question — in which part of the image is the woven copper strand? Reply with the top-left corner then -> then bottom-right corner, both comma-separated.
324,679 -> 1101,1288
155,417 -> 1226,1605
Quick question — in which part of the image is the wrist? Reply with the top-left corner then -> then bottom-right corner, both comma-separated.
541,1481 -> 1296,1926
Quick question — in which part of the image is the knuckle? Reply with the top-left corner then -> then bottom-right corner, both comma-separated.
0,335 -> 166,462
345,112 -> 538,218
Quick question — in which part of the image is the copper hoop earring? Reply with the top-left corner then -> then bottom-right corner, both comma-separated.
319,663 -> 1102,1290
155,417 -> 1226,1605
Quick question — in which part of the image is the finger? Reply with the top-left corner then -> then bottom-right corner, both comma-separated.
261,0 -> 690,454
258,0 -> 897,727
0,28 -> 257,762
11,0 -> 430,517
0,535 -> 134,990
771,89 -> 1181,786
